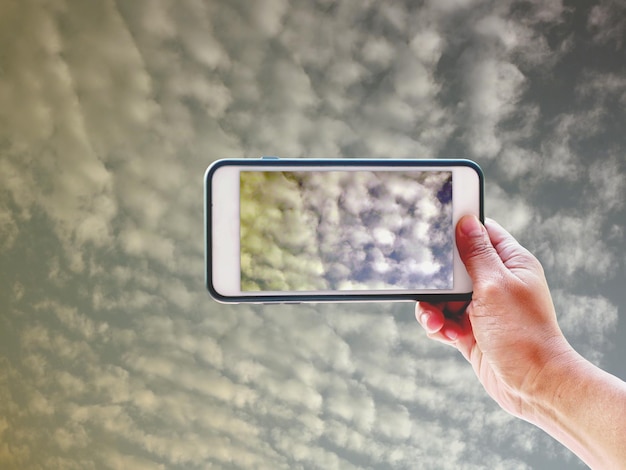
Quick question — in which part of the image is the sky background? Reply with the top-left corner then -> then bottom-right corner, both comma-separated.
239,170 -> 453,291
0,0 -> 624,468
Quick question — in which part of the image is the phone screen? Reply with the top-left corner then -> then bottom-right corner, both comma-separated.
239,170 -> 453,292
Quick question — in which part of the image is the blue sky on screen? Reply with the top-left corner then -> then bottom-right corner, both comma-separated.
0,0 -> 624,468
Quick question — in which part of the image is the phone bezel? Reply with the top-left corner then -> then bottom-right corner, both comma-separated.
205,158 -> 484,303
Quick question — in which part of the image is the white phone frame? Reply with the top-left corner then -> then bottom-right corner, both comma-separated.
205,158 -> 484,303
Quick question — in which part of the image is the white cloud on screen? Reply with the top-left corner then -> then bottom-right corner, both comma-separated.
0,0 -> 622,469
241,171 -> 453,291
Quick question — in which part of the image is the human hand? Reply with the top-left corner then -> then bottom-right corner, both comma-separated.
416,216 -> 575,418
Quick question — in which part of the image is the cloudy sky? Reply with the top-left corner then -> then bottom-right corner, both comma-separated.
240,170 -> 452,291
0,0 -> 624,468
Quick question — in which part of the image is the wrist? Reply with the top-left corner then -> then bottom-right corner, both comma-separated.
518,341 -> 606,466
517,337 -> 582,423
519,343 -> 626,468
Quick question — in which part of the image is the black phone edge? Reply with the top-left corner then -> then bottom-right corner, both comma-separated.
204,157 -> 485,304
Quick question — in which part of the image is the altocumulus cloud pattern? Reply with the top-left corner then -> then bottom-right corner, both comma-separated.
0,0 -> 624,469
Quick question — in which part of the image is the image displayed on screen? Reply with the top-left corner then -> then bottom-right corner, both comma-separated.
240,170 -> 453,291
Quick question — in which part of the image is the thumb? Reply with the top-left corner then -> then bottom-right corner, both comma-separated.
456,215 -> 504,284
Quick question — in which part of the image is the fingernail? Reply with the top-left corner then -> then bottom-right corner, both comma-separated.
459,215 -> 483,237
444,328 -> 458,341
420,313 -> 432,332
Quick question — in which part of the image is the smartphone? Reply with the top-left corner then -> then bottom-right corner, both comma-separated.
205,158 -> 483,303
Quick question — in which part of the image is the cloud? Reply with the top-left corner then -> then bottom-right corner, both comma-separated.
588,0 -> 626,49
485,183 -> 535,234
532,212 -> 616,281
0,202 -> 19,251
586,155 -> 626,213
0,0 -> 127,273
552,290 -> 619,365
0,1 -> 621,469
463,56 -> 527,158
577,71 -> 626,105
523,0 -> 568,23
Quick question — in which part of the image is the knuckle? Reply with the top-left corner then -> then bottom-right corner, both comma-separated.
479,277 -> 505,299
